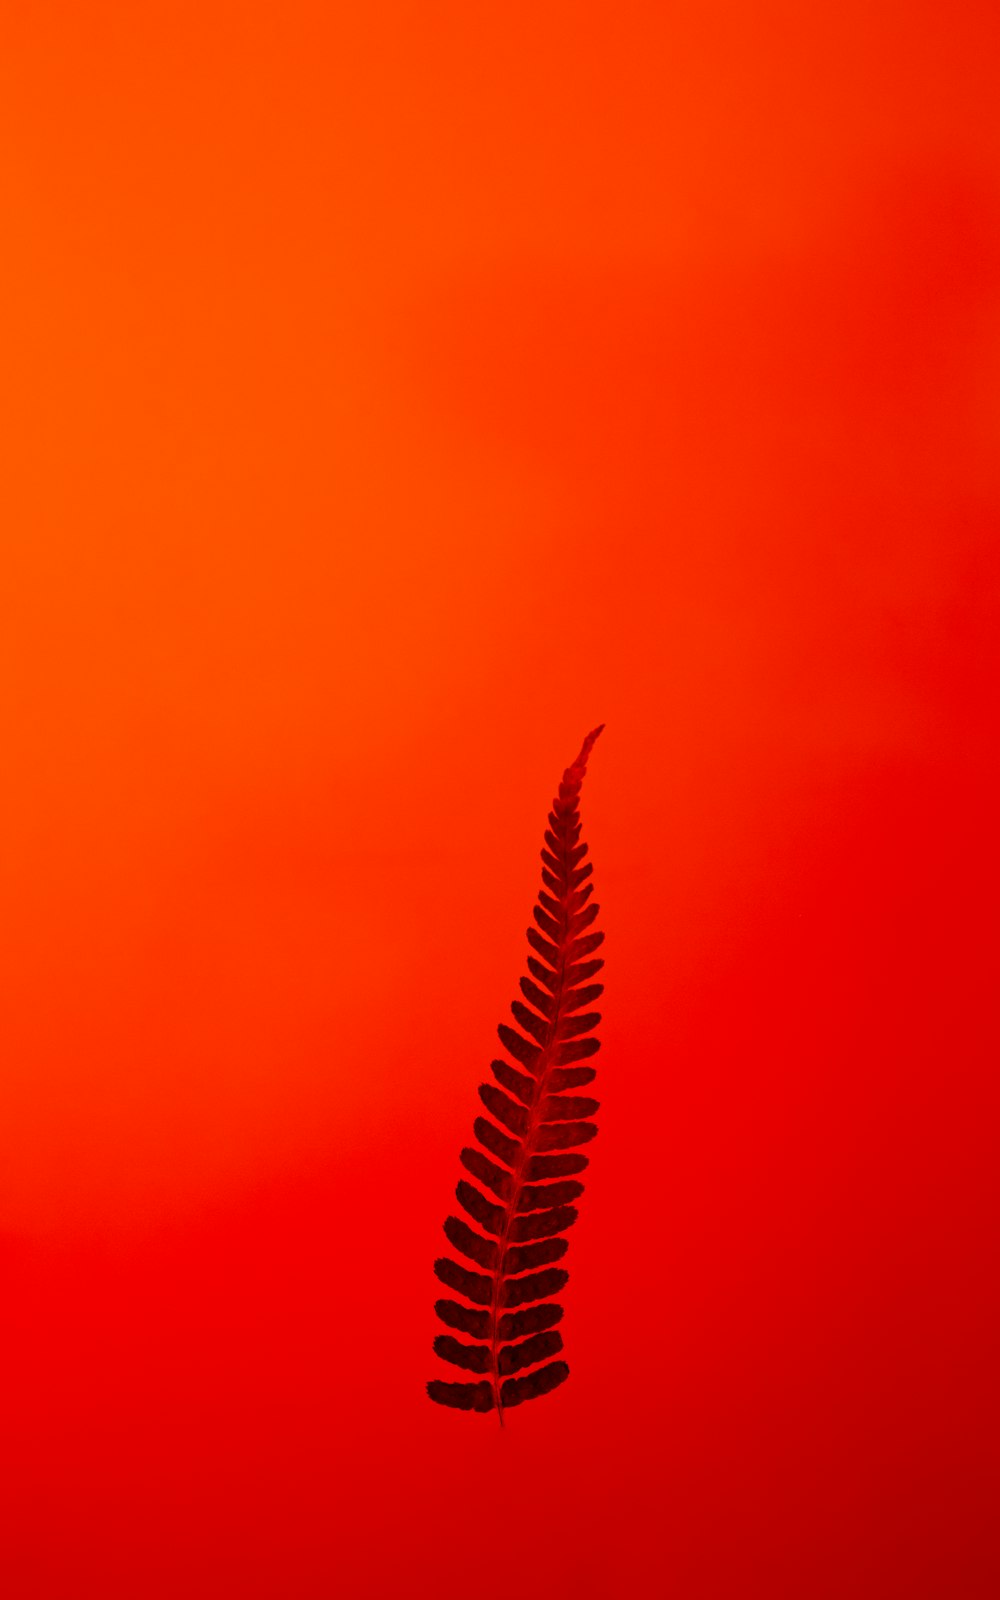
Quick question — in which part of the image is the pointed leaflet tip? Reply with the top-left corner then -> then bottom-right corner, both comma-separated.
568,724 -> 604,775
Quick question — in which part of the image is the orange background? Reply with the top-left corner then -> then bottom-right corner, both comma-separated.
2,4 -> 998,1596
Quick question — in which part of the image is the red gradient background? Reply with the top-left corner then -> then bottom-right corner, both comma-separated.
2,5 -> 998,1596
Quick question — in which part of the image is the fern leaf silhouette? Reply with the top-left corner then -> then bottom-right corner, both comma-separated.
428,725 -> 604,1423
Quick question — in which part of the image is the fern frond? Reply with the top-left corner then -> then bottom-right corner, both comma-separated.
428,725 -> 605,1422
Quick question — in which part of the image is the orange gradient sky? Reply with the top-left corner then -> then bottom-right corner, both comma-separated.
2,5 -> 998,1597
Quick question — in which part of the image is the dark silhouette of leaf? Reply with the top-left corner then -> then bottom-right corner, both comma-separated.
496,1023 -> 542,1071
525,955 -> 557,990
561,983 -> 603,1014
557,1011 -> 601,1040
526,1151 -> 589,1180
490,1059 -> 534,1104
532,905 -> 561,941
519,977 -> 554,1016
455,1179 -> 504,1236
541,1093 -> 600,1121
472,1116 -> 519,1168
516,1179 -> 584,1211
502,1238 -> 568,1274
443,1216 -> 498,1269
426,1379 -> 494,1412
477,1082 -> 529,1136
497,1303 -> 563,1342
500,1265 -> 569,1307
498,1330 -> 564,1375
509,1204 -> 578,1241
548,1065 -> 597,1091
526,927 -> 560,968
433,1257 -> 493,1306
564,957 -> 605,987
555,1038 -> 601,1064
459,1147 -> 512,1199
428,727 -> 605,1422
500,1360 -> 570,1407
435,1300 -> 490,1339
510,1000 -> 549,1045
434,1335 -> 492,1373
527,953 -> 604,992
534,1119 -> 598,1151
